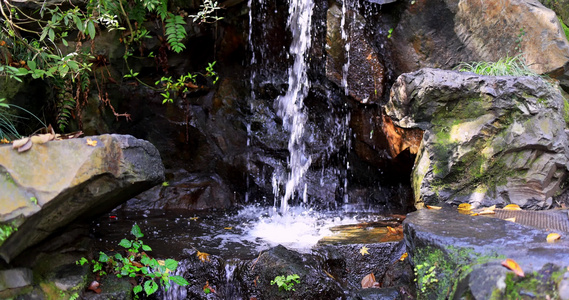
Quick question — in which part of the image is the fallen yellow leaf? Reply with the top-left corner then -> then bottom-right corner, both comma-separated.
478,208 -> 496,215
196,251 -> 211,262
547,233 -> 561,243
399,252 -> 408,261
458,203 -> 472,211
501,258 -> 524,277
0,138 -> 9,144
503,204 -> 522,211
359,246 -> 370,256
387,226 -> 397,234
504,217 -> 516,222
86,138 -> 97,147
224,227 -> 233,230
426,205 -> 442,210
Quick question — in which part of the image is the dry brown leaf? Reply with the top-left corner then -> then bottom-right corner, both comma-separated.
399,252 -> 408,261
12,137 -> 30,149
501,258 -> 524,277
361,273 -> 379,288
426,205 -> 442,210
503,204 -> 522,211
196,251 -> 210,262
30,133 -> 54,144
387,226 -> 397,234
547,233 -> 561,243
504,217 -> 516,222
17,138 -> 33,152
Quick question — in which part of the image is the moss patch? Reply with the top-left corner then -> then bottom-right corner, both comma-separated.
490,263 -> 566,299
412,245 -> 503,299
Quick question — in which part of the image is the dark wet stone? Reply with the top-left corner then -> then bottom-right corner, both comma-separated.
315,242 -> 405,290
404,208 -> 569,299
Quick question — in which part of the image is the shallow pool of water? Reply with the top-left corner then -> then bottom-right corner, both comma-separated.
92,205 -> 403,260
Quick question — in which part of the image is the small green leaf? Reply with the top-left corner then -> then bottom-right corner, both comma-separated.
27,60 -> 36,70
98,252 -> 110,262
131,224 -> 144,239
165,259 -> 178,271
142,244 -> 152,252
87,21 -> 96,40
119,238 -> 132,249
133,285 -> 142,295
169,275 -> 189,286
144,280 -> 158,296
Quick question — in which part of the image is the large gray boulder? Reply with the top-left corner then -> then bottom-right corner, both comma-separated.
0,134 -> 164,262
385,68 -> 569,209
390,0 -> 569,85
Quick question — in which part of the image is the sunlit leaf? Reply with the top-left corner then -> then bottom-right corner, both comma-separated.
359,246 -> 370,256
503,204 -> 522,211
196,251 -> 210,262
399,252 -> 408,261
501,258 -> 524,277
426,205 -> 442,210
361,273 -> 379,288
86,138 -> 97,147
547,233 -> 561,243
478,208 -> 496,215
458,203 -> 472,211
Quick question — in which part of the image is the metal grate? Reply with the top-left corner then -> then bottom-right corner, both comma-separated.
491,209 -> 569,232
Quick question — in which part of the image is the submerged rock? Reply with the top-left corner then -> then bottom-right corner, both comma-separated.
0,134 -> 164,262
404,208 -> 569,299
386,68 -> 569,209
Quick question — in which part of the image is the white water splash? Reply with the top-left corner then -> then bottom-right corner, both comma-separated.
275,0 -> 315,213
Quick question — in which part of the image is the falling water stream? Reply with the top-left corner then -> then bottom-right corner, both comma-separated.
274,0 -> 315,213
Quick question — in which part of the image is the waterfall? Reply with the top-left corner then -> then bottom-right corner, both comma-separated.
275,0 -> 315,213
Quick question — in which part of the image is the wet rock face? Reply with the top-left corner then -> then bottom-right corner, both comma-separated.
385,68 -> 569,209
390,0 -> 569,82
326,3 -> 385,103
404,209 -> 569,299
0,134 -> 164,262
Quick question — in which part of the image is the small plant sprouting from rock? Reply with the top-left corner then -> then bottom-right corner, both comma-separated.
455,55 -> 538,77
414,262 -> 438,294
77,223 -> 188,298
271,274 -> 300,292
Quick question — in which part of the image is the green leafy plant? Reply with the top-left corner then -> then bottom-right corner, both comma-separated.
0,98 -> 46,141
271,274 -> 300,292
77,223 -> 189,298
190,0 -> 224,24
455,55 -> 538,77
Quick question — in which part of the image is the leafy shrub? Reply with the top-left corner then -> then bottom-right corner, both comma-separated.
271,274 -> 300,292
77,223 -> 188,298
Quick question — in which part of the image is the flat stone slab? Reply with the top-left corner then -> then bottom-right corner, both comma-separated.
0,134 -> 164,262
404,209 -> 569,298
